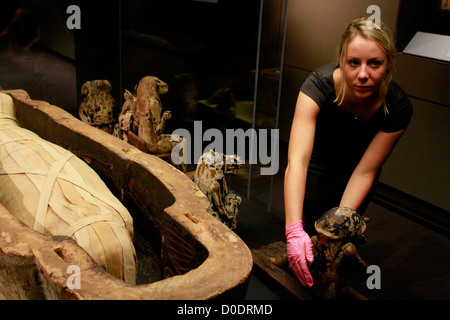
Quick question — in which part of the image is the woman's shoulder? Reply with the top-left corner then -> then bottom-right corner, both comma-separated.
387,80 -> 408,99
386,81 -> 413,111
300,64 -> 337,104
311,63 -> 337,81
382,81 -> 413,132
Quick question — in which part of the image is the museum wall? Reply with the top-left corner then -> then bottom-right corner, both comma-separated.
277,0 -> 450,211
379,55 -> 450,212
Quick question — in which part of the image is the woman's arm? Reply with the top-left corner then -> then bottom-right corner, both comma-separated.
340,129 -> 406,210
284,92 -> 320,288
284,92 -> 320,227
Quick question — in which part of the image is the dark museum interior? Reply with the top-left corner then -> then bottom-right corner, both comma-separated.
0,0 -> 449,300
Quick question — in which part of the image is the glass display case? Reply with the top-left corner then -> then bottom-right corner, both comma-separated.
0,0 -> 287,216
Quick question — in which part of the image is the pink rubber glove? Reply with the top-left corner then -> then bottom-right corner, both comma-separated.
286,220 -> 314,287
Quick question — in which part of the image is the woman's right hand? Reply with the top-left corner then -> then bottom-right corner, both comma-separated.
286,220 -> 314,287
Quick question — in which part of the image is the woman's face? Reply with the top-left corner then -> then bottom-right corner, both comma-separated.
342,34 -> 390,102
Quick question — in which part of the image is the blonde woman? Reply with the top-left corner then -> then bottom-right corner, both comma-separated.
284,16 -> 413,287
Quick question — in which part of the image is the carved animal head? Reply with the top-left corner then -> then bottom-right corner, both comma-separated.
137,76 -> 168,97
79,79 -> 116,127
81,80 -> 113,97
123,89 -> 136,105
122,89 -> 137,116
314,207 -> 366,242
136,76 -> 170,135
117,89 -> 138,133
198,150 -> 243,174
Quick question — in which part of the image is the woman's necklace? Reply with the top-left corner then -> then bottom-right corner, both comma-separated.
338,103 -> 367,120
349,107 -> 366,120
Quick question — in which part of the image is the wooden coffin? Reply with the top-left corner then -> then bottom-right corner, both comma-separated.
0,89 -> 252,300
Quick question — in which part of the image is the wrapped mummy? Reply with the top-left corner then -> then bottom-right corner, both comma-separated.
0,93 -> 137,284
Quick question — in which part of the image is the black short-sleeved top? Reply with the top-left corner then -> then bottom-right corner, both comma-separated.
300,64 -> 413,202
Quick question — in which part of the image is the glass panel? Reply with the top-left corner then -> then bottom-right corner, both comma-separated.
74,1 -> 121,113
120,0 -> 262,196
246,0 -> 287,217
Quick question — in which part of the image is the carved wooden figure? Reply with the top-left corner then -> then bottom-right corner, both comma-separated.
114,89 -> 137,143
192,150 -> 242,230
115,76 -> 179,154
310,207 -> 368,299
79,80 -> 116,133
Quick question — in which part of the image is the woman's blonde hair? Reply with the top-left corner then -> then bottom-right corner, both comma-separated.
334,16 -> 397,114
